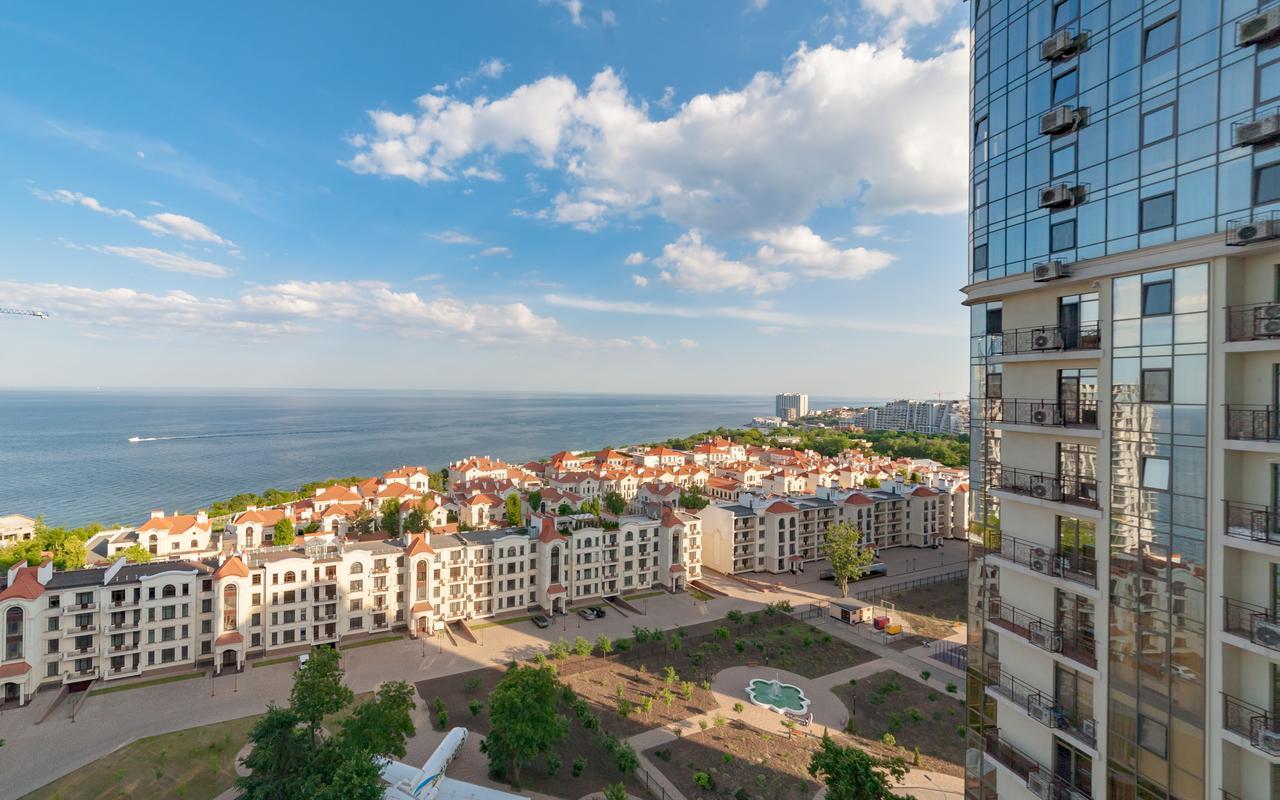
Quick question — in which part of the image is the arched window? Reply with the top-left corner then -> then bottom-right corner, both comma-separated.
4,607 -> 22,661
415,561 -> 427,582
148,534 -> 158,555
162,584 -> 176,598
350,562 -> 364,575
283,571 -> 295,584
222,585 -> 238,633
507,547 -> 516,558
550,546 -> 561,584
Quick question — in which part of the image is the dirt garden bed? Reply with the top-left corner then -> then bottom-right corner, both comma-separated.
648,719 -> 822,800
878,578 -> 967,639
831,668 -> 966,776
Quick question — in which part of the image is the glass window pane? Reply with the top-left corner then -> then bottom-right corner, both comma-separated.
1142,369 -> 1171,403
1141,193 -> 1175,232
1053,144 -> 1077,178
1262,61 -> 1280,105
1144,17 -> 1177,60
1143,105 -> 1174,144
1053,70 -> 1078,104
1143,281 -> 1173,316
1257,165 -> 1280,205
1054,0 -> 1078,28
1052,219 -> 1077,251
1142,458 -> 1170,491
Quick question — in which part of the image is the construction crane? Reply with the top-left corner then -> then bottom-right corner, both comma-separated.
0,307 -> 49,319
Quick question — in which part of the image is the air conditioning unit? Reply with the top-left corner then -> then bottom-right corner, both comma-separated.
1042,29 -> 1086,61
1031,329 -> 1060,350
1028,698 -> 1056,727
1254,304 -> 1280,338
1033,260 -> 1069,282
1030,626 -> 1063,652
1041,105 -> 1081,135
1255,726 -> 1280,755
1234,114 -> 1280,147
1027,769 -> 1055,800
1039,183 -> 1082,209
1030,404 -> 1062,425
1081,718 -> 1096,741
1255,617 -> 1280,648
1238,8 -> 1280,46
1227,218 -> 1280,246
1029,475 -> 1062,501
1030,555 -> 1051,574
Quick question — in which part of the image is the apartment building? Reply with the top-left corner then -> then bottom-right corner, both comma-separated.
0,512 -> 703,706
0,515 -> 36,545
775,392 -> 809,421
965,3 -> 1280,799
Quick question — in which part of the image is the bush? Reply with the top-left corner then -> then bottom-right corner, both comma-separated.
432,697 -> 446,714
735,638 -> 746,653
698,718 -> 709,731
733,702 -> 744,714
735,789 -> 751,800
546,753 -> 562,776
654,749 -> 671,762
663,665 -> 678,685
617,699 -> 633,718
713,712 -> 726,727
436,710 -> 449,730
573,636 -> 593,656
946,682 -> 958,693
468,700 -> 483,716
465,676 -> 481,692
920,670 -> 931,681
881,732 -> 896,747
723,753 -> 734,764
907,707 -> 924,721
613,742 -> 639,775
727,609 -> 744,624
802,636 -> 813,647
615,638 -> 631,652
571,756 -> 587,777
956,725 -> 966,738
715,626 -> 730,640
699,680 -> 710,691
548,639 -> 570,660
693,771 -> 715,790
913,746 -> 921,766
821,634 -> 832,643
681,681 -> 694,700
749,612 -> 760,625
928,691 -> 939,701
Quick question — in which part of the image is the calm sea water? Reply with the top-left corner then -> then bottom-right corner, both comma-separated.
0,390 -> 877,528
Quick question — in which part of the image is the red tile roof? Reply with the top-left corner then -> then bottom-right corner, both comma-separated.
547,583 -> 567,595
213,555 -> 250,580
765,501 -> 799,513
0,661 -> 31,679
215,631 -> 244,646
0,565 -> 43,601
411,601 -> 434,613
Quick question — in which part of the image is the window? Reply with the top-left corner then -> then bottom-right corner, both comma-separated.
1051,219 -> 1077,252
1141,369 -> 1171,403
1142,281 -> 1173,316
973,244 -> 989,272
1142,104 -> 1175,145
974,180 -> 987,208
1261,61 -> 1280,106
4,607 -> 22,661
975,116 -> 989,154
1141,457 -> 1170,491
985,371 -> 1003,399
985,304 -> 1003,335
1138,715 -> 1168,758
1052,144 -> 1076,178
1052,0 -> 1077,28
1144,16 -> 1177,60
1052,70 -> 1077,105
1140,193 -> 1174,232
1256,164 -> 1280,206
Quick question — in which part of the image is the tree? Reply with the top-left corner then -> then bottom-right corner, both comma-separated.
678,485 -> 709,510
863,476 -> 882,488
338,680 -> 416,759
238,706 -> 312,799
118,544 -> 152,563
603,492 -> 627,516
380,499 -> 401,535
826,522 -> 875,598
482,664 -> 568,785
429,468 -> 448,492
291,646 -> 353,744
580,496 -> 601,518
808,734 -> 908,800
273,518 -> 296,547
351,507 -> 375,534
527,490 -> 543,513
403,506 -> 427,534
505,494 -> 522,526
603,784 -> 628,800
557,503 -> 573,516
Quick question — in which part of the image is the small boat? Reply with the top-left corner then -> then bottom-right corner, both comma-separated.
128,436 -> 143,443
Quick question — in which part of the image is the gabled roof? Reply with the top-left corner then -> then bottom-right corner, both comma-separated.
0,565 -> 44,601
844,494 -> 875,506
406,535 -> 434,557
232,508 -> 286,526
765,501 -> 799,513
138,515 -> 209,536
314,484 -> 361,503
538,517 -> 566,544
213,555 -> 250,580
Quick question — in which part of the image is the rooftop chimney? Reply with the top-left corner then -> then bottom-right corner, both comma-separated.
196,510 -> 209,526
6,559 -> 27,586
150,509 -> 165,520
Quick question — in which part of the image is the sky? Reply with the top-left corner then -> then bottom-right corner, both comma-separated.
0,0 -> 970,398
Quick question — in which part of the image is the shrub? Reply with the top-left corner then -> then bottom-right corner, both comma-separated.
907,707 -> 924,721
660,688 -> 674,706
693,772 -> 715,790
723,753 -> 734,764
640,697 -> 654,715
573,636 -> 593,656
756,774 -> 768,789
868,693 -> 885,706
548,639 -> 570,659
946,682 -> 958,693
604,784 -> 628,800
735,638 -> 746,653
468,700 -> 483,716
681,681 -> 694,700
436,710 -> 449,729
698,718 -> 709,731
533,653 -> 548,666
614,742 -> 639,775
727,609 -> 744,624
654,748 -> 671,761
465,676 -> 482,692
617,699 -> 633,718
920,670 -> 931,681
615,638 -> 631,652
848,678 -> 857,687
633,626 -> 651,644
546,753 -> 562,776
913,746 -> 921,766
881,732 -> 896,747
432,697 -> 446,714
749,612 -> 760,625
821,634 -> 832,643
733,702 -> 744,714
928,691 -> 939,701
571,756 -> 587,777
714,712 -> 726,728
715,626 -> 730,640
735,789 -> 751,800
887,712 -> 903,732
664,665 -> 678,685
700,680 -> 710,691
802,636 -> 813,647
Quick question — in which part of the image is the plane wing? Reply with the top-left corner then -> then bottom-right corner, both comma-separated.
377,758 -> 425,800
434,776 -> 530,800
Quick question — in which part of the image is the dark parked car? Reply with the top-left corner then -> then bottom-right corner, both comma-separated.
578,607 -> 599,620
531,614 -> 551,628
819,570 -> 835,581
593,606 -> 606,618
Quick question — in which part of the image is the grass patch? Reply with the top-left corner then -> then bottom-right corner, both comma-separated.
251,654 -> 300,668
625,591 -> 665,601
88,671 -> 205,696
472,615 -> 533,630
687,588 -> 714,602
340,635 -> 402,651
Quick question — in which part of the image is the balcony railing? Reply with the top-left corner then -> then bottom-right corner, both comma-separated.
985,664 -> 1096,748
1227,302 -> 1280,343
983,599 -> 1097,669
988,322 -> 1101,357
1223,597 -> 1280,652
1226,405 -> 1280,442
980,728 -> 1092,798
1224,693 -> 1280,756
985,398 -> 1099,429
991,467 -> 1099,509
65,601 -> 97,612
1225,501 -> 1279,547
983,532 -> 1097,588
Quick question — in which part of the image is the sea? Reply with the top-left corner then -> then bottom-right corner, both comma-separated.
0,390 -> 880,528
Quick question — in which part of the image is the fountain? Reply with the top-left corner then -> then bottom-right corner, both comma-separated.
745,677 -> 810,715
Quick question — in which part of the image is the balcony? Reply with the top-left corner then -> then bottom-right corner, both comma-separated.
986,665 -> 1096,748
991,467 -> 1099,509
980,728 -> 1092,798
109,598 -> 140,609
1224,693 -> 1280,757
983,599 -> 1097,669
109,640 -> 140,654
107,664 -> 141,678
1226,405 -> 1280,442
62,623 -> 98,636
1227,302 -> 1280,343
64,601 -> 97,613
60,645 -> 96,661
1224,597 -> 1280,654
107,619 -> 139,632
984,398 -> 1098,430
983,532 -> 1097,588
63,667 -> 97,681
1225,501 -> 1278,548
989,322 -> 1101,357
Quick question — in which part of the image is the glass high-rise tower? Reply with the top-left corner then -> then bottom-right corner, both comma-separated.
966,2 -> 1280,799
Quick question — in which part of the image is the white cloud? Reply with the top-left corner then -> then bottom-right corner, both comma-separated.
676,338 -> 699,348
756,326 -> 783,335
346,40 -> 968,233
624,251 -> 647,265
631,274 -> 649,287
656,86 -> 676,109
92,245 -> 231,278
752,225 -> 893,280
478,58 -> 507,79
32,188 -> 135,219
854,224 -> 886,237
863,0 -> 952,38
656,231 -> 788,294
542,0 -> 584,26
601,9 -> 617,26
136,212 -> 231,246
632,335 -> 657,349
479,246 -> 511,257
747,0 -> 768,9
428,230 -> 482,245
415,273 -> 445,282
544,293 -> 961,336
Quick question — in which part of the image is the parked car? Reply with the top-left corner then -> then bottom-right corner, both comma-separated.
861,562 -> 888,579
819,570 -> 835,581
531,614 -> 551,628
577,607 -> 599,620
593,606 -> 606,618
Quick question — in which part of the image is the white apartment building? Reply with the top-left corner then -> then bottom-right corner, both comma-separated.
775,393 -> 809,421
0,515 -> 36,545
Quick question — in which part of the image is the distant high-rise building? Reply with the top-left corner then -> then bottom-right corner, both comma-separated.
965,3 -> 1280,800
775,393 -> 808,421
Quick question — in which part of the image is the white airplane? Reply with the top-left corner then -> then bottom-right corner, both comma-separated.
377,727 -> 530,800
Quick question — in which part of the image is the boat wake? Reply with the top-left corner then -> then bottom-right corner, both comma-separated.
127,427 -> 360,444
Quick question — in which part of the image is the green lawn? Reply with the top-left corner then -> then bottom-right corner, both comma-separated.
88,671 -> 205,696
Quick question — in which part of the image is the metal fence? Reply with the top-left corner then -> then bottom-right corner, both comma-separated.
931,640 -> 967,671
849,568 -> 966,601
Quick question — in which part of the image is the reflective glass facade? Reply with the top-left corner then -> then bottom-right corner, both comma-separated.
970,0 -> 1280,284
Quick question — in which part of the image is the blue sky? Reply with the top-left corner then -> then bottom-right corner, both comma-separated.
0,0 -> 970,398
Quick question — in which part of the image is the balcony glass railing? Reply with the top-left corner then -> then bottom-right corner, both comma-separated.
1224,693 -> 1280,756
982,599 -> 1096,669
987,322 -> 1102,357
1225,501 -> 1279,546
985,398 -> 1099,429
1226,405 -> 1280,442
1227,302 -> 1280,342
991,467 -> 1099,509
983,532 -> 1097,588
